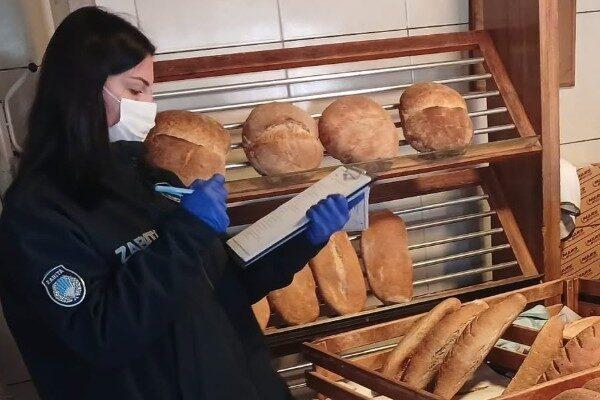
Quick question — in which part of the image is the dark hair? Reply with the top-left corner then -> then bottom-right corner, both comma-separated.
15,7 -> 155,199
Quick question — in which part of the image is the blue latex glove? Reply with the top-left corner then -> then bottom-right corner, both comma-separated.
305,193 -> 363,246
180,174 -> 230,234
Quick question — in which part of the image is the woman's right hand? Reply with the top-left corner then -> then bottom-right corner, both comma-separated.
180,174 -> 230,234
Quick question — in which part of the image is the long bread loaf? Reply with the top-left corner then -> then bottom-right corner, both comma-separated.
402,301 -> 488,389
381,297 -> 461,379
433,293 -> 527,399
503,315 -> 565,394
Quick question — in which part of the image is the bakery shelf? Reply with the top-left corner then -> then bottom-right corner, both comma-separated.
231,166 -> 539,354
226,136 -> 540,204
153,30 -> 539,203
152,19 -> 560,392
303,277 -> 600,400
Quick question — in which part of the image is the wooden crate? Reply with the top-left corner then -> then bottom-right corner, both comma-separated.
303,278 -> 600,400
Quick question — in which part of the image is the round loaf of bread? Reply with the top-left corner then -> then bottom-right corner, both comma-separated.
145,110 -> 230,185
242,103 -> 324,175
399,82 -> 473,152
318,95 -> 399,163
551,389 -> 600,400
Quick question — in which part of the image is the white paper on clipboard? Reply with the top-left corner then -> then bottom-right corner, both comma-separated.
226,166 -> 372,267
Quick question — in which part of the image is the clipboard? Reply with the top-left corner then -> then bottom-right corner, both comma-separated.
226,166 -> 373,267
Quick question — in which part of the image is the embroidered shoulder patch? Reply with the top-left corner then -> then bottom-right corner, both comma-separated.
41,265 -> 86,307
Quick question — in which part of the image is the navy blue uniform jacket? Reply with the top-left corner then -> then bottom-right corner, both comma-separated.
0,142 -> 322,399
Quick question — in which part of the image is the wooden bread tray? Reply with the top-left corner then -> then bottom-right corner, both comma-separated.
303,278 -> 600,400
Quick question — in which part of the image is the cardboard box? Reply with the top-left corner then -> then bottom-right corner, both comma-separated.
561,164 -> 600,278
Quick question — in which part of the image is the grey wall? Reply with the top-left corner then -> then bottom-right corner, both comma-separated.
0,0 -> 31,69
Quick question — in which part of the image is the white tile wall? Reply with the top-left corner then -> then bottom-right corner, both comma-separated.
278,0 -> 408,40
95,0 -> 137,25
577,0 -> 600,12
0,0 -> 32,69
560,9 -> 600,166
561,139 -> 600,167
408,24 -> 469,83
284,30 -> 411,107
136,0 -> 281,53
559,12 -> 600,144
406,0 -> 468,28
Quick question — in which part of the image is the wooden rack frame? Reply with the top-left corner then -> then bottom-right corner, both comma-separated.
156,29 -> 539,203
304,277 -> 600,400
152,0 -> 560,372
154,3 -> 560,283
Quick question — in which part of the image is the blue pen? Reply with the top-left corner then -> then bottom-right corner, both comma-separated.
154,184 -> 194,198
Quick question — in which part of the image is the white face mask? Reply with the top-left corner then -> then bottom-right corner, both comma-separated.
104,87 -> 157,142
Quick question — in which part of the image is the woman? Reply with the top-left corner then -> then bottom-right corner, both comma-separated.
0,7 -> 355,400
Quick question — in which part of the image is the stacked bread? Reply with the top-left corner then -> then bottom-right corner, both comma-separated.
145,110 -> 231,185
264,210 -> 416,326
381,293 -> 527,399
399,82 -> 473,153
242,103 -> 323,175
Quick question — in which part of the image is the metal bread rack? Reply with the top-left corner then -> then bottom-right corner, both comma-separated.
152,29 -> 551,392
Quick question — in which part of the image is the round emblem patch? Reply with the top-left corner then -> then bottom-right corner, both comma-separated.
42,265 -> 86,307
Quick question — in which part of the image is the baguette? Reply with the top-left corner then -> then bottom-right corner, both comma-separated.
267,265 -> 319,326
360,210 -> 413,304
309,231 -> 367,315
584,377 -> 600,393
564,317 -> 600,340
544,321 -> 600,380
503,315 -> 565,394
551,388 -> 600,400
382,297 -> 461,379
434,293 -> 527,399
402,301 -> 489,389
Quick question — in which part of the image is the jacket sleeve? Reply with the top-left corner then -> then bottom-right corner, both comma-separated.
0,202 -> 216,369
238,233 -> 325,303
